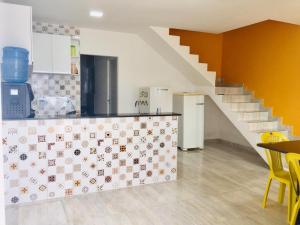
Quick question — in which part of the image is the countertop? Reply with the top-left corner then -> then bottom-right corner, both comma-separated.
3,112 -> 181,121
173,92 -> 205,96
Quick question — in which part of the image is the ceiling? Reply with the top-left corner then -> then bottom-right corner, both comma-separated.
5,0 -> 300,33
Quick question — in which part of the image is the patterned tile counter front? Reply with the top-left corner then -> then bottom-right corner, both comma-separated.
2,116 -> 178,205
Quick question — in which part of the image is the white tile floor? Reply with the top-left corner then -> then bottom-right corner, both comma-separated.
6,142 -> 287,225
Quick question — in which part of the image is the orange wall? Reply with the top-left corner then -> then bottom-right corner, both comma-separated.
222,20 -> 300,135
169,28 -> 223,76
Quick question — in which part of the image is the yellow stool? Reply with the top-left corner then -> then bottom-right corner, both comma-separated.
261,131 -> 291,222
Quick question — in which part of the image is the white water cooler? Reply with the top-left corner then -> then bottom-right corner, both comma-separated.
173,93 -> 204,150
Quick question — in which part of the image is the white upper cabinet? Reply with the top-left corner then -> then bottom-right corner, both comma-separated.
33,32 -> 71,74
52,35 -> 71,74
33,33 -> 52,73
0,2 -> 32,63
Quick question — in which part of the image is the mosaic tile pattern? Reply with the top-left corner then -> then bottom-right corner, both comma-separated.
29,74 -> 80,115
30,21 -> 81,115
2,116 -> 178,205
32,21 -> 80,36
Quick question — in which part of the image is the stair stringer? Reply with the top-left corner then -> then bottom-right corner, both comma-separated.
139,26 -> 216,86
200,85 -> 272,163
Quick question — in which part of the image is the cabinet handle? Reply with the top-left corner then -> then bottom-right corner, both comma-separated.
196,103 -> 204,105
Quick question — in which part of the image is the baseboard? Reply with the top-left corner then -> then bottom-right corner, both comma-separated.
204,138 -> 254,152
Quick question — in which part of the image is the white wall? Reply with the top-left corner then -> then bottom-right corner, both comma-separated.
204,96 -> 221,140
80,28 -> 198,113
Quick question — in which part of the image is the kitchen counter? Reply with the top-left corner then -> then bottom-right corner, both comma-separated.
2,112 -> 181,121
2,114 -> 179,205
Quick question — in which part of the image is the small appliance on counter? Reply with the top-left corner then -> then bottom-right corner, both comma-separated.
136,87 -> 173,113
2,83 -> 34,119
173,92 -> 204,150
32,96 -> 76,117
1,46 -> 35,119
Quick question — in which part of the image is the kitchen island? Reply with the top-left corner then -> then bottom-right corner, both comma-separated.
2,113 -> 179,205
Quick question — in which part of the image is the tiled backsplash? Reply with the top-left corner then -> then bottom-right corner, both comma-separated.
32,21 -> 80,36
29,74 -> 80,115
30,22 -> 81,116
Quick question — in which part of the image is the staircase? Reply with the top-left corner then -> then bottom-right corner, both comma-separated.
140,26 -> 293,163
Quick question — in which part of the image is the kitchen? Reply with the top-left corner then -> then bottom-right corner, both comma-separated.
2,1 -> 296,225
0,1 -> 205,213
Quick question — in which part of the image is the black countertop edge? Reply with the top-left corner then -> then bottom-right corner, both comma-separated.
2,112 -> 181,121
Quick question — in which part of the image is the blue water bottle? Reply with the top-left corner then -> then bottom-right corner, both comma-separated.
2,46 -> 29,83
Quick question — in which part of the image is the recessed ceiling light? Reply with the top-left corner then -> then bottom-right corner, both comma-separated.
89,10 -> 104,18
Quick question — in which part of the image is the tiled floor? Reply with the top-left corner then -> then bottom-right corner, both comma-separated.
5,142 -> 287,225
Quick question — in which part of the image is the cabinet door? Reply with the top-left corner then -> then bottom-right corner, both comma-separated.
33,33 -> 53,73
0,3 -> 32,63
52,34 -> 71,74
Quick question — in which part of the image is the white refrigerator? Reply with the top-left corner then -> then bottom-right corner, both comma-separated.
173,93 -> 204,150
137,87 -> 173,113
